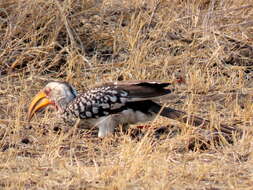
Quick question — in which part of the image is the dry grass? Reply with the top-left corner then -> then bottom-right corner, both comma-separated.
1,0 -> 253,189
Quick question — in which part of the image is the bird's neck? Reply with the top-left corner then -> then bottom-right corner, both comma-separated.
56,94 -> 77,113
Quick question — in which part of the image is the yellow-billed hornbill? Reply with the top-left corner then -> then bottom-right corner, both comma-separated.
28,81 -> 238,137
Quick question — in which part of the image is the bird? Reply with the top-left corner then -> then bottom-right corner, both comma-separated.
27,80 -> 238,138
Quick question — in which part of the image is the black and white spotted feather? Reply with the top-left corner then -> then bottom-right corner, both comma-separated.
63,81 -> 172,121
64,86 -> 129,119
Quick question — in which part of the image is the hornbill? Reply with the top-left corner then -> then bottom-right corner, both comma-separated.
28,81 -> 238,138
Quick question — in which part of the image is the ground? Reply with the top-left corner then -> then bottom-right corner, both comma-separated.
1,0 -> 253,189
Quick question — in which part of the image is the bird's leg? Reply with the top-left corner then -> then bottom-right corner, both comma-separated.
96,116 -> 117,137
115,123 -> 131,135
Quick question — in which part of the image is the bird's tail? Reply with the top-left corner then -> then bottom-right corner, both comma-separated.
150,102 -> 240,137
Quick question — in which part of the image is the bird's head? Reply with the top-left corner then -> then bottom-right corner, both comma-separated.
28,81 -> 77,121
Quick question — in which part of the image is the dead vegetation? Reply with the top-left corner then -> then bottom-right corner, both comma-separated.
1,0 -> 253,189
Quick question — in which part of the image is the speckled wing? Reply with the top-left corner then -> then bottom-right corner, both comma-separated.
63,81 -> 172,120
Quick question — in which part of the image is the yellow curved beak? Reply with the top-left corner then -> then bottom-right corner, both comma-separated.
28,91 -> 53,121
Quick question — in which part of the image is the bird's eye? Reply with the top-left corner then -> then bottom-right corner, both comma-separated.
44,88 -> 51,95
